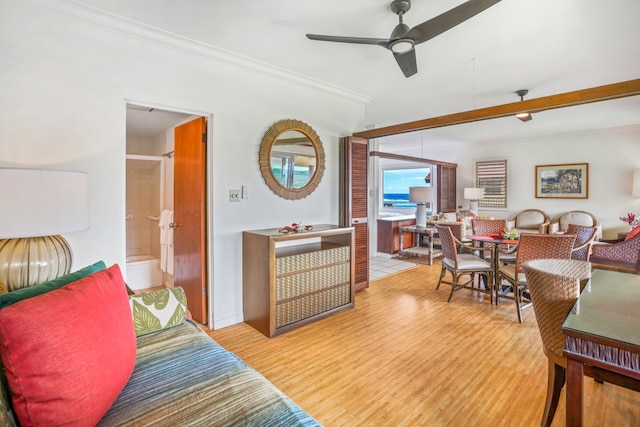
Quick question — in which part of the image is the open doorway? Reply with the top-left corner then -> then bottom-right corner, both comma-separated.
125,103 -> 210,325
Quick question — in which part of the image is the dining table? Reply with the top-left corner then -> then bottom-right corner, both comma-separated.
465,234 -> 519,283
562,268 -> 640,426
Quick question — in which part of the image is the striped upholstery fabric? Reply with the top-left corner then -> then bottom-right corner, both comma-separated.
99,321 -> 320,427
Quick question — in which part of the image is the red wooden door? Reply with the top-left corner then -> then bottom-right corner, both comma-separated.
340,136 -> 369,291
174,117 -> 207,324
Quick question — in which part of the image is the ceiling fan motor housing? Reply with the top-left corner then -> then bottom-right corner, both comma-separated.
391,0 -> 412,15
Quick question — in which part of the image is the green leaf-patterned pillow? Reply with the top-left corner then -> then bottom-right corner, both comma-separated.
128,287 -> 187,337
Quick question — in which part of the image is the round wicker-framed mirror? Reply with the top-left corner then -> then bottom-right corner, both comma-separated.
259,119 -> 325,200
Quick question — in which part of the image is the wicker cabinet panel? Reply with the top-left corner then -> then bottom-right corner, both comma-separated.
276,284 -> 351,328
243,225 -> 355,338
275,251 -> 317,275
276,262 -> 350,301
276,246 -> 350,275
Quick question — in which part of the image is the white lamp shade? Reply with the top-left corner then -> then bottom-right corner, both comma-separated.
409,186 -> 433,202
0,168 -> 89,238
464,187 -> 484,200
633,169 -> 640,198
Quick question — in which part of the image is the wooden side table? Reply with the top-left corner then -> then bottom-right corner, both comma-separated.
398,226 -> 442,265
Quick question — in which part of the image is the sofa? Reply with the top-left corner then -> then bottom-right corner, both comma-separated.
590,231 -> 640,274
0,262 -> 319,427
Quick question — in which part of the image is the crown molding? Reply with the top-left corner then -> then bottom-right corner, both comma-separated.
16,0 -> 371,104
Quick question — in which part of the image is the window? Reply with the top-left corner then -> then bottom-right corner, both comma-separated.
381,167 -> 432,210
476,160 -> 507,208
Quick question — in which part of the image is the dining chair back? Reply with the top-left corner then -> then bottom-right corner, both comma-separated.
471,219 -> 513,263
434,224 -> 494,303
565,223 -> 598,261
497,233 -> 576,322
471,218 -> 507,236
523,258 -> 591,427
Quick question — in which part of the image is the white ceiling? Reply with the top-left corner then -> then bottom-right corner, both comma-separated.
84,0 -> 640,144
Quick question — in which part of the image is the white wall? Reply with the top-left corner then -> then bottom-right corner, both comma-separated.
386,125 -> 640,239
0,0 -> 366,328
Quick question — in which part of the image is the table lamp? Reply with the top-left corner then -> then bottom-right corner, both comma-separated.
409,186 -> 433,228
0,168 -> 89,292
464,187 -> 484,215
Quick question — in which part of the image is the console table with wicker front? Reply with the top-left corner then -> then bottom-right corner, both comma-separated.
242,224 -> 355,337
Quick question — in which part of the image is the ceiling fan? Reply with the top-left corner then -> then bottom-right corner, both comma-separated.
306,0 -> 502,78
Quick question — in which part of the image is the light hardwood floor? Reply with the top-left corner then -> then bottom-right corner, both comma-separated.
208,260 -> 640,426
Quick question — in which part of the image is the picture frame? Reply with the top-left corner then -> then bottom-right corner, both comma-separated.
535,163 -> 588,199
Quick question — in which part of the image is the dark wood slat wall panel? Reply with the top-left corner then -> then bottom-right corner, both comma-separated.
351,142 -> 368,219
340,137 -> 369,291
353,223 -> 369,287
437,165 -> 457,212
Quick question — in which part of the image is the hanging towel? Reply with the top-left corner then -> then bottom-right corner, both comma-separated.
159,209 -> 174,275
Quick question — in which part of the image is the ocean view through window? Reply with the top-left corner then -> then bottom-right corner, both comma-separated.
382,167 -> 432,211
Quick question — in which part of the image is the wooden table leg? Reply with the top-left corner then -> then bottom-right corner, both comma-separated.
566,357 -> 584,427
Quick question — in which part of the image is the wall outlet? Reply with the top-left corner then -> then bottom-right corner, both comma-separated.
241,185 -> 249,199
229,189 -> 241,202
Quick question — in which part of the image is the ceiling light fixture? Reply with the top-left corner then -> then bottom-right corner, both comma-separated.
389,39 -> 415,53
515,89 -> 533,122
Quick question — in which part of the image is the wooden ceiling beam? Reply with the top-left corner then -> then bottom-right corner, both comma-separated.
353,78 -> 640,140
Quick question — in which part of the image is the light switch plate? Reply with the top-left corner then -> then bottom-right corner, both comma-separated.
229,189 -> 241,202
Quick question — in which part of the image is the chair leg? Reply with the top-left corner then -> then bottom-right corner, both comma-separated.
513,282 -> 524,323
447,273 -> 458,302
541,360 -> 565,427
436,265 -> 446,290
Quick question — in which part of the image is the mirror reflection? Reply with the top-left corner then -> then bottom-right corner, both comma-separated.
270,130 -> 317,189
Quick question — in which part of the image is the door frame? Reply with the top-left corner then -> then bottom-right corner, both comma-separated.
124,99 -> 214,327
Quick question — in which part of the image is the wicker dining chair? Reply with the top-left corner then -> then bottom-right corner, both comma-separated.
524,258 -> 640,427
434,224 -> 494,303
523,259 -> 592,427
565,223 -> 598,261
471,218 -> 518,265
496,234 -> 576,323
471,218 -> 507,235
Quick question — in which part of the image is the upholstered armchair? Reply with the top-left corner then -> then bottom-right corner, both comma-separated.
506,209 -> 550,235
548,210 -> 602,240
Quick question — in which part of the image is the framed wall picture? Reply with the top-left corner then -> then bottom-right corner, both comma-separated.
535,163 -> 588,198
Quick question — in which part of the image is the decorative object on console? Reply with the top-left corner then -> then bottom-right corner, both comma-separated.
535,163 -> 588,199
278,222 -> 313,233
463,187 -> 484,215
514,89 -> 533,122
0,168 -> 89,291
409,186 -> 433,228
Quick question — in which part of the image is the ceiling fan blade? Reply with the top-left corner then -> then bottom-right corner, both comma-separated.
393,49 -> 417,78
406,0 -> 502,45
306,34 -> 391,49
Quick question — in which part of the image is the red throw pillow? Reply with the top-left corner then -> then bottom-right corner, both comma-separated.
0,264 -> 136,427
625,226 -> 640,241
